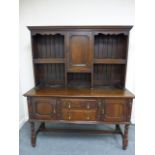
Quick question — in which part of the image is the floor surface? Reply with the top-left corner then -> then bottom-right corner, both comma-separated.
19,122 -> 135,155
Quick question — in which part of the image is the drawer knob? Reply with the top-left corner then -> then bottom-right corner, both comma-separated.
65,102 -> 71,109
86,113 -> 90,120
86,116 -> 90,120
86,103 -> 90,109
68,103 -> 71,109
68,114 -> 71,120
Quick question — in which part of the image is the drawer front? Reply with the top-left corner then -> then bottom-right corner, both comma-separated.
59,98 -> 99,121
60,99 -> 97,110
29,97 -> 57,120
62,109 -> 97,121
103,99 -> 128,122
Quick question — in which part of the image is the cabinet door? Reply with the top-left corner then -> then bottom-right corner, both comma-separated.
67,32 -> 93,72
31,97 -> 57,120
103,99 -> 127,122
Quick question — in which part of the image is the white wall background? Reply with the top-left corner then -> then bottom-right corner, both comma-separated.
19,0 -> 135,128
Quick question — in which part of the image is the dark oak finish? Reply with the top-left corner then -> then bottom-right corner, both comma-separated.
123,124 -> 129,150
24,87 -> 134,98
103,99 -> 127,122
31,122 -> 36,147
93,64 -> 125,87
33,58 -> 65,64
34,64 -> 65,86
24,26 -> 134,150
94,59 -> 127,64
32,34 -> 64,59
67,32 -> 93,72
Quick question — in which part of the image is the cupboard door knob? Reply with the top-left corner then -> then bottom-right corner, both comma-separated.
53,106 -> 56,114
98,101 -> 102,107
102,109 -> 104,114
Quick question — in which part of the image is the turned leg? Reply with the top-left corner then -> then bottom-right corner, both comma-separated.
123,124 -> 129,150
40,122 -> 45,130
115,124 -> 120,131
31,122 -> 36,147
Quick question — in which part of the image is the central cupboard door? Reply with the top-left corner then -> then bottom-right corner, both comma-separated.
67,32 -> 93,72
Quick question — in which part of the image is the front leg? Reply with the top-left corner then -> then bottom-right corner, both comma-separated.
40,122 -> 45,130
115,124 -> 120,131
30,122 -> 36,147
123,124 -> 129,150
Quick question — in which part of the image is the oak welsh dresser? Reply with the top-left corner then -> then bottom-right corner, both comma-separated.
24,26 -> 135,150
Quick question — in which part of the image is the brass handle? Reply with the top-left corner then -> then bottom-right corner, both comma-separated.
86,103 -> 90,109
68,113 -> 71,120
72,64 -> 86,67
68,103 -> 71,109
53,107 -> 56,114
68,116 -> 71,120
86,113 -> 90,120
86,116 -> 90,120
53,109 -> 56,114
65,102 -> 71,109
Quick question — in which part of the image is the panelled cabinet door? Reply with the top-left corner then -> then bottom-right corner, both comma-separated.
31,97 -> 57,120
104,99 -> 127,122
67,32 -> 93,72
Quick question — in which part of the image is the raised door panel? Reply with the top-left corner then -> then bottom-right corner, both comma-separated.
67,32 -> 92,72
104,99 -> 127,122
31,97 -> 57,120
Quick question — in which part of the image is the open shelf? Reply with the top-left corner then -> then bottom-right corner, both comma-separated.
33,34 -> 65,59
33,58 -> 65,64
94,33 -> 127,59
94,59 -> 127,64
34,64 -> 65,87
93,64 -> 125,88
30,29 -> 129,89
67,73 -> 91,88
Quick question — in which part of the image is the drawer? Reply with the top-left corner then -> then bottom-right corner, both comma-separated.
60,99 -> 98,110
102,99 -> 128,122
61,109 -> 97,121
29,97 -> 57,120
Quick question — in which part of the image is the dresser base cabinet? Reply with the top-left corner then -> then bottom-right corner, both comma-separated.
24,87 -> 134,150
24,26 -> 135,150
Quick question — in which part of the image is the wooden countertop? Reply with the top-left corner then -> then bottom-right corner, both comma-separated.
24,86 -> 135,98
